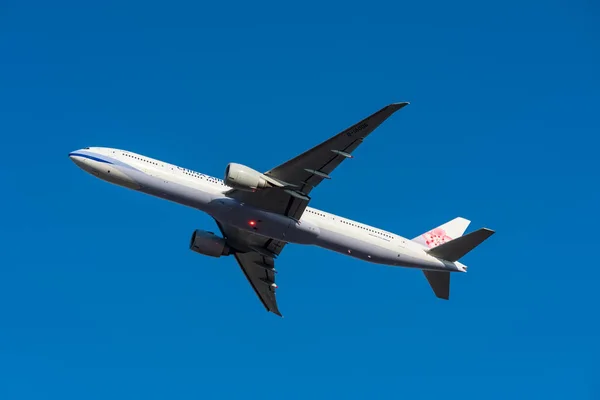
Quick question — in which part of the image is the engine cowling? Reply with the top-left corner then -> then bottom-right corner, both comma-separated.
189,230 -> 230,258
224,163 -> 270,192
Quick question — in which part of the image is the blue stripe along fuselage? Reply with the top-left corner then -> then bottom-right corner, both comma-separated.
69,151 -> 141,171
69,152 -> 113,164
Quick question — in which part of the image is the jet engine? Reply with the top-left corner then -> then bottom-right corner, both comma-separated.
189,230 -> 230,258
224,163 -> 271,192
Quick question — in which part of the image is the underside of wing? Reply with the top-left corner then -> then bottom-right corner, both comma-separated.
215,219 -> 286,316
226,102 -> 409,220
233,251 -> 281,316
265,102 -> 409,196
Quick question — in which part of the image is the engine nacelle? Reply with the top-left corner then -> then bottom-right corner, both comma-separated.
189,230 -> 230,258
224,163 -> 270,192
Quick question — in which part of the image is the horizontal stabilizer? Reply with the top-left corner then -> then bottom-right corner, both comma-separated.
427,228 -> 495,262
423,271 -> 450,299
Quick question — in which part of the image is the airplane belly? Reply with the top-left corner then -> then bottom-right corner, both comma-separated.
285,219 -> 321,244
210,198 -> 302,242
312,228 -> 397,264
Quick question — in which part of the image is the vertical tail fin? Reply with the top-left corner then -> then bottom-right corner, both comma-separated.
412,217 -> 471,248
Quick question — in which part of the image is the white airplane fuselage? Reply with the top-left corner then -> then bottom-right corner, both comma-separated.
69,147 -> 467,273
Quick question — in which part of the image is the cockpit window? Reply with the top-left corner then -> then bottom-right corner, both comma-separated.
84,147 -> 90,149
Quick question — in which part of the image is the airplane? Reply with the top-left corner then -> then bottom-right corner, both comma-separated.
69,102 -> 494,316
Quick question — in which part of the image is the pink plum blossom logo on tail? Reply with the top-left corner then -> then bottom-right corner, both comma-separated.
422,228 -> 453,248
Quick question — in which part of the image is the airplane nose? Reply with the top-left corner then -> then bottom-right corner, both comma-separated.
69,150 -> 87,168
69,150 -> 100,178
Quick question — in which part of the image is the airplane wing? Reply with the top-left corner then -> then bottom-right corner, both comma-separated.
227,102 -> 409,220
214,219 -> 286,316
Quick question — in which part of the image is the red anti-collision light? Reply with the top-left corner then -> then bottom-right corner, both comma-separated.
249,220 -> 256,226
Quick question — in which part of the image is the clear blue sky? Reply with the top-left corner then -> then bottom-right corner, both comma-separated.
1,1 -> 598,398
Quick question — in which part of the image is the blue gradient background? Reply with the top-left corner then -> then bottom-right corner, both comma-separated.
1,1 -> 598,398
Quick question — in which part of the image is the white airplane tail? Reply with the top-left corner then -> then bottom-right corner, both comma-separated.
412,217 -> 494,300
412,217 -> 471,248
